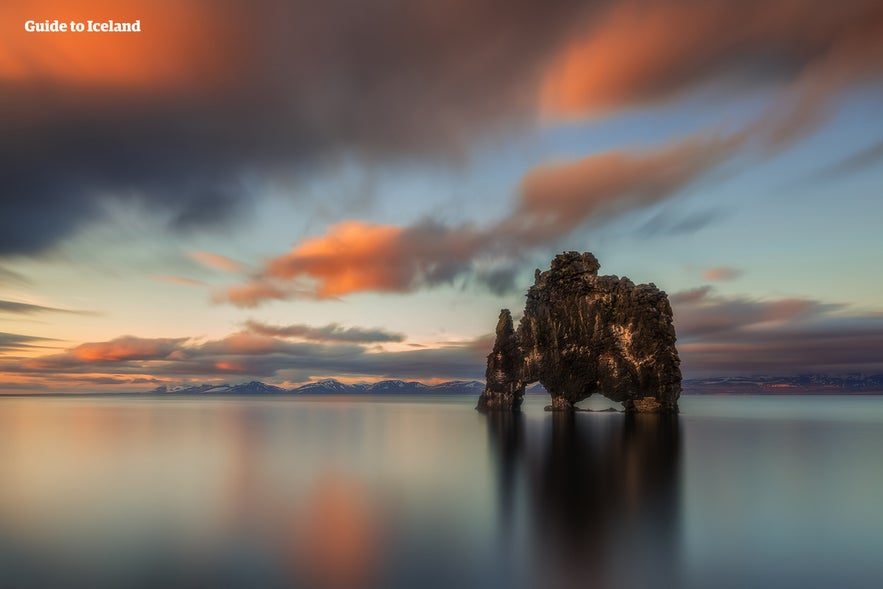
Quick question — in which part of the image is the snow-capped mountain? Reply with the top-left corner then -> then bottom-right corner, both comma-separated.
293,378 -> 356,394
362,380 -> 428,394
426,380 -> 485,393
152,374 -> 883,396
151,378 -> 488,395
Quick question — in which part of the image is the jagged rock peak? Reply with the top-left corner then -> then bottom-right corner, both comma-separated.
476,309 -> 526,412
478,251 -> 681,413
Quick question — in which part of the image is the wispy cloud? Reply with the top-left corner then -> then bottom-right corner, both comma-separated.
672,286 -> 883,376
245,320 -> 405,343
0,299 -> 93,316
0,332 -> 58,353
702,267 -> 742,282
153,275 -> 209,287
219,131 -> 746,304
541,0 -> 883,117
0,265 -> 29,286
188,251 -> 246,273
803,138 -> 883,183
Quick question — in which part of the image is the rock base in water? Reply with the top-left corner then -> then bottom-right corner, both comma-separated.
626,397 -> 663,413
544,397 -> 576,412
477,392 -> 523,412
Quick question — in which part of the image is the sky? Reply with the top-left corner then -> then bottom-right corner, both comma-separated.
1,0 -> 882,391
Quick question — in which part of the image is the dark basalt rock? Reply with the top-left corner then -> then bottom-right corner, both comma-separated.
479,252 -> 681,413
477,309 -> 526,412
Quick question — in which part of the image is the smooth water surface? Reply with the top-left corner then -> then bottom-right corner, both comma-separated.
1,395 -> 882,588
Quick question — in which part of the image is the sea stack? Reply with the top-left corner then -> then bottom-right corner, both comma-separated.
476,309 -> 526,411
477,252 -> 681,413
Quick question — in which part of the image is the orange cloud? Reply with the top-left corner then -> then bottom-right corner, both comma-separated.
244,221 -> 485,300
217,281 -> 300,309
267,222 -> 407,298
70,336 -> 185,362
199,332 -> 282,356
213,360 -> 248,373
703,267 -> 742,282
541,0 -> 883,117
515,132 -> 744,240
0,0 -> 232,92
153,275 -> 207,287
188,251 -> 245,273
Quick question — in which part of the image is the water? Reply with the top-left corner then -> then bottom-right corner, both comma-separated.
1,395 -> 882,588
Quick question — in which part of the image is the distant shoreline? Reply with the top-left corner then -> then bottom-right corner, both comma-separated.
2,374 -> 882,397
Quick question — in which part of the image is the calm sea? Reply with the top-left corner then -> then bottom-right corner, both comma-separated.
1,394 -> 882,588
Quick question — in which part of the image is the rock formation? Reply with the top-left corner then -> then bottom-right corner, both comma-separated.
476,309 -> 526,411
477,252 -> 681,413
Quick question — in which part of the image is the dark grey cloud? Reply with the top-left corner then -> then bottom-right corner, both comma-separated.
5,0 -> 882,268
638,208 -> 725,238
0,266 -> 29,286
245,320 -> 404,343
0,0 -> 599,255
0,332 -> 57,353
672,287 -> 883,376
805,137 -> 883,183
0,299 -> 92,315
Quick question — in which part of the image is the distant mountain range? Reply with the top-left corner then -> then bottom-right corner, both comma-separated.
152,379 -> 486,395
682,374 -> 883,394
150,374 -> 883,395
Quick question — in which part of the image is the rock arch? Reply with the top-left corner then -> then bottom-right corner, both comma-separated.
477,252 -> 681,413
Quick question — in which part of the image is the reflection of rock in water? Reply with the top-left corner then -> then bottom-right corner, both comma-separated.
484,411 -> 524,529
485,413 -> 681,589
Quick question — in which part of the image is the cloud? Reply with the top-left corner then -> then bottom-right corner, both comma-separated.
702,267 -> 742,282
0,265 -> 28,286
153,275 -> 208,287
221,131 -> 746,304
541,0 -> 883,117
5,291 -> 881,387
674,288 -> 838,339
0,0 -> 601,255
216,2 -> 883,308
0,330 -> 488,387
0,299 -> 92,315
511,132 -> 745,241
246,220 -> 492,299
70,336 -> 188,362
638,208 -> 724,237
804,137 -> 883,183
216,281 -> 316,308
672,286 -> 883,376
191,331 -> 365,358
670,286 -> 714,306
245,320 -> 404,343
0,332 -> 57,353
3,1 -> 881,260
188,251 -> 245,273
